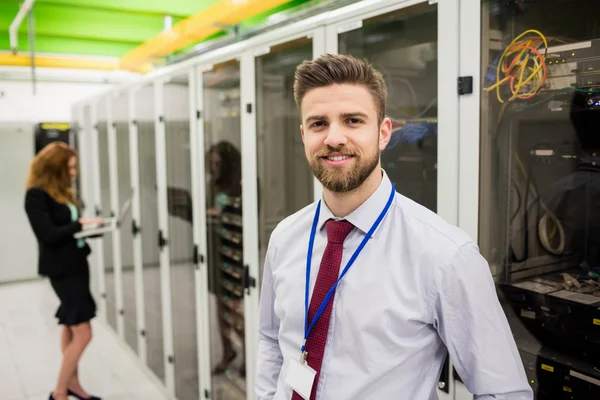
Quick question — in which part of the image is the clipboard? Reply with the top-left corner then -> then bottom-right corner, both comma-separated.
74,193 -> 133,239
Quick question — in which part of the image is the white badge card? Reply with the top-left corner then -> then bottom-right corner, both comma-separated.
284,357 -> 317,400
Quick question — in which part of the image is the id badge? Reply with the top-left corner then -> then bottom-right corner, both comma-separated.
283,357 -> 317,400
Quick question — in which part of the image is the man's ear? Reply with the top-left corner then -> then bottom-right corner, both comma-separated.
379,117 -> 392,150
300,124 -> 305,143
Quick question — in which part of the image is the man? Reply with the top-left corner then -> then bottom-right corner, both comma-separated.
256,53 -> 532,400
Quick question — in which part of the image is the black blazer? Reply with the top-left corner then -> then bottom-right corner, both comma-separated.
24,187 -> 91,277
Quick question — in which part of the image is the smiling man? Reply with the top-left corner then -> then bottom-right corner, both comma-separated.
255,53 -> 532,400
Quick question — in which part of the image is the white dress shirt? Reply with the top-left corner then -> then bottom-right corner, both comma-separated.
256,170 -> 533,400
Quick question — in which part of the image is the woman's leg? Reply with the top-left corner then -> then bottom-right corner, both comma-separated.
215,298 -> 235,371
53,322 -> 92,398
60,326 -> 90,397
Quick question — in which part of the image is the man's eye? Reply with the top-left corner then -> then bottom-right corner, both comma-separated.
311,121 -> 326,128
348,118 -> 362,124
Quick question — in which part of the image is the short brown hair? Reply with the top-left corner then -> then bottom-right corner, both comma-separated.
26,141 -> 77,205
293,53 -> 388,123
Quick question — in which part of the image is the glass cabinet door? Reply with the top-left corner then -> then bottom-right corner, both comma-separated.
479,0 -> 600,398
163,72 -> 200,400
337,2 -> 439,212
255,36 -> 315,287
203,60 -> 246,400
135,85 -> 165,383
113,92 -> 138,355
96,100 -> 117,331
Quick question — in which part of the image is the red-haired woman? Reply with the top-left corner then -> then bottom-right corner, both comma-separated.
24,141 -> 102,400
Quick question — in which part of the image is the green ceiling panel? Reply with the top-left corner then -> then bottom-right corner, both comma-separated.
34,0 -> 218,18
0,0 -> 325,62
0,33 -> 136,57
0,4 -> 177,43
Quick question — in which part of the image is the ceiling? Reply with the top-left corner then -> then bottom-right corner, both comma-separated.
0,0 -> 313,62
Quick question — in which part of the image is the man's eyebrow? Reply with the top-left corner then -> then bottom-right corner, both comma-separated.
340,112 -> 369,119
304,112 -> 369,124
305,115 -> 328,124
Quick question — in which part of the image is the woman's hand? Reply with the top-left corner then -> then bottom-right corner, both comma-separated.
78,217 -> 103,225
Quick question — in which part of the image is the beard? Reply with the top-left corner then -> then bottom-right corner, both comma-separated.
308,145 -> 379,193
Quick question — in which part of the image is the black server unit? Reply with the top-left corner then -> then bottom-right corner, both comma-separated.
34,122 -> 70,154
492,39 -> 600,397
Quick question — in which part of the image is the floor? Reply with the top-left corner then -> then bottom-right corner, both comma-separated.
103,264 -> 247,400
0,279 -> 169,400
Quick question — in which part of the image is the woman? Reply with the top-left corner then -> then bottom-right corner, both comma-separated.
206,141 -> 246,377
24,142 -> 102,400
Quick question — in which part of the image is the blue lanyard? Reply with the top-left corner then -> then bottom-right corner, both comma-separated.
301,183 -> 396,354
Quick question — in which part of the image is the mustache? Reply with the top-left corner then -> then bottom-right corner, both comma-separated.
314,147 -> 357,158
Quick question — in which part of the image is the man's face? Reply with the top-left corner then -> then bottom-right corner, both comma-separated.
300,83 -> 391,193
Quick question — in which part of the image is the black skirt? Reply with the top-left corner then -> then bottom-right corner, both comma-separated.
49,261 -> 97,326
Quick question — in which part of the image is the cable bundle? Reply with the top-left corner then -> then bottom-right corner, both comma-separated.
484,29 -> 549,103
385,122 -> 438,150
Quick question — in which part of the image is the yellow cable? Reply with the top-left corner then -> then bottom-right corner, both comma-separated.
485,29 -> 549,103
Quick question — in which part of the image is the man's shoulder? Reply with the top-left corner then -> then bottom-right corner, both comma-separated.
269,202 -> 317,256
268,201 -> 318,249
392,192 -> 473,251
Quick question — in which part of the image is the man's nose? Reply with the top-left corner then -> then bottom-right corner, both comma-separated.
323,124 -> 347,148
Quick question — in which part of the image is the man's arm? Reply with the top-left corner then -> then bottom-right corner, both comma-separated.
431,242 -> 533,399
256,246 -> 283,400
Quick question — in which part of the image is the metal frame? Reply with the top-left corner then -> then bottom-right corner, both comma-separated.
154,78 -> 176,395
458,0 -> 482,245
107,95 -> 126,340
190,65 -> 211,400
241,49 -> 260,400
190,62 -> 212,397
90,101 -> 107,321
128,88 -> 148,364
454,0 -> 482,398
326,0 -> 461,398
76,105 -> 102,303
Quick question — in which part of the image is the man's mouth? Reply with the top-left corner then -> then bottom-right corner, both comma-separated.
323,155 -> 353,161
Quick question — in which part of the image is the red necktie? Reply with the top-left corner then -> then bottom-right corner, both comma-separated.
292,219 -> 354,400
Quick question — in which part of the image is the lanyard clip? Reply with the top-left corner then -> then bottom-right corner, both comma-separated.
301,340 -> 308,364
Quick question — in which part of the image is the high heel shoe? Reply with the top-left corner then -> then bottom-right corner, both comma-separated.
67,389 -> 102,400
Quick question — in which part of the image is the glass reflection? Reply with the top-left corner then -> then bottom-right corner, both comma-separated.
97,101 -> 117,331
164,73 -> 199,400
135,85 -> 165,382
255,37 -> 314,287
339,2 -> 438,212
480,0 -> 600,397
204,60 -> 246,400
113,93 -> 138,354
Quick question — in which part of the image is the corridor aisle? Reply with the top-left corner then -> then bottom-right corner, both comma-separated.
0,279 -> 169,400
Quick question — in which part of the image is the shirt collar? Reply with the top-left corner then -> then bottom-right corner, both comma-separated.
317,169 -> 394,237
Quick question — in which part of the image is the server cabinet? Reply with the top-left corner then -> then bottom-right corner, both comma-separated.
112,91 -> 139,354
95,99 -> 118,332
326,0 -> 460,398
254,34 -> 318,290
461,0 -> 600,398
128,90 -> 148,364
154,79 -> 177,395
89,103 -> 107,321
134,84 -> 167,386
161,71 -> 201,400
199,58 -> 248,400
